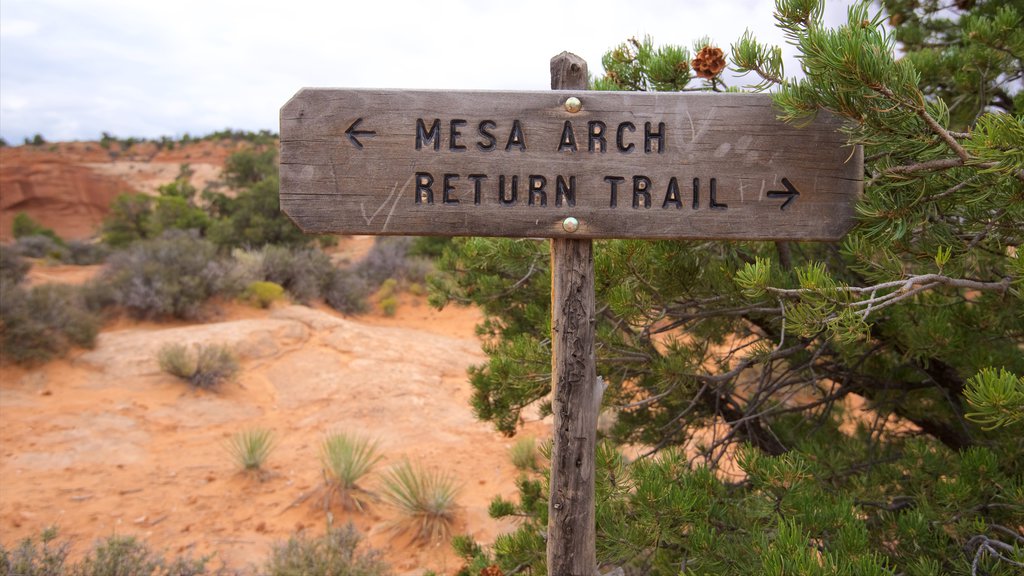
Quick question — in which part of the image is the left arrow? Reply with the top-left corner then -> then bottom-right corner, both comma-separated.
345,118 -> 376,149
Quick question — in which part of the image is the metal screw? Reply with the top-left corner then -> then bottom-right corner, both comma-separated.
562,217 -> 580,233
564,97 -> 582,113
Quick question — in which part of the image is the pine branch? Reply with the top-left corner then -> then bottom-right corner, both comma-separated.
767,273 -> 1011,299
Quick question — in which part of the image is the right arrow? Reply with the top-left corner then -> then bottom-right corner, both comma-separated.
767,177 -> 800,210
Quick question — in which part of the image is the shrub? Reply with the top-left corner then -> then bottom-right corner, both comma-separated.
102,194 -> 154,248
263,523 -> 390,576
71,535 -> 208,576
244,281 -> 285,308
320,432 -> 382,510
377,279 -> 399,316
12,213 -> 63,246
148,195 -> 211,238
100,231 -> 229,319
226,248 -> 265,289
227,427 -> 275,471
260,245 -> 334,304
0,283 -> 100,365
323,271 -> 369,315
0,526 -> 69,576
380,460 -> 459,542
206,174 -> 309,248
158,343 -> 239,389
64,240 -> 110,265
14,235 -> 67,260
509,437 -> 538,471
0,530 -> 210,576
352,237 -> 432,287
379,296 -> 398,317
0,245 -> 30,285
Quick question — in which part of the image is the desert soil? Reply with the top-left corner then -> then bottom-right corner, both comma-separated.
0,271 -> 550,574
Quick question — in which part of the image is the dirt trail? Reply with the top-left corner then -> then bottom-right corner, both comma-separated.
0,296 -> 545,573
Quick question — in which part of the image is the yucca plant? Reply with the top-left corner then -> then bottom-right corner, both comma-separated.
227,427 -> 275,472
320,431 -> 382,510
380,460 -> 459,543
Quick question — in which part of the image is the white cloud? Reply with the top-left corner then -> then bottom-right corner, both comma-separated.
0,0 -> 857,143
0,18 -> 39,38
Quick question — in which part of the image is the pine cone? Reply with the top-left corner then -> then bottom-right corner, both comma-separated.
691,46 -> 726,79
480,565 -> 503,576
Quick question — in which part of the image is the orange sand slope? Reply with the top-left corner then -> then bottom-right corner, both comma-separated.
0,299 -> 544,573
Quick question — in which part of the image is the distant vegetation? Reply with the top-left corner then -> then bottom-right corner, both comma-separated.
0,135 -> 436,366
98,128 -> 278,152
1,525 -> 390,576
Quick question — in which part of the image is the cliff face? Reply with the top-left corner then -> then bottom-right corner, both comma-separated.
1,147 -> 134,240
0,140 -> 241,241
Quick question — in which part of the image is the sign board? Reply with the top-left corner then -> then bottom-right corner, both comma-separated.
280,89 -> 862,240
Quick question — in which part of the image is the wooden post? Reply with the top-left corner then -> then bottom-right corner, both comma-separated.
548,51 -> 598,576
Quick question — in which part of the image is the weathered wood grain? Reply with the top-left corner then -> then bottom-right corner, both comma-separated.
547,52 -> 597,576
280,87 -> 862,240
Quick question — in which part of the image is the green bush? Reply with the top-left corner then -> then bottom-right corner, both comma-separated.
101,194 -> 154,248
222,147 -> 277,189
100,231 -> 229,320
380,460 -> 459,543
0,283 -> 100,365
244,281 -> 285,308
206,175 -> 309,249
320,432 -> 382,510
263,523 -> 390,576
158,343 -> 239,389
379,296 -> 398,317
12,213 -> 63,246
0,245 -> 30,285
102,179 -> 210,249
226,427 -> 275,471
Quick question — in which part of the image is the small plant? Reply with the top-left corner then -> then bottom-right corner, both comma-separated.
379,296 -> 398,317
509,436 -> 538,471
227,427 -> 275,472
71,535 -> 209,576
158,343 -> 239,389
263,523 -> 390,576
380,460 -> 459,543
243,280 -> 285,308
320,432 -> 382,510
0,526 -> 69,576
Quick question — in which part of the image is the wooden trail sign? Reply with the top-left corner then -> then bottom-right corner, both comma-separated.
281,51 -> 863,575
280,88 -> 862,241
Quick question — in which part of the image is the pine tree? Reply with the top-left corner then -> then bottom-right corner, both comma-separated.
433,0 -> 1023,573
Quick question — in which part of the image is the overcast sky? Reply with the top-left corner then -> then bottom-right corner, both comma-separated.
0,0 -> 854,144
